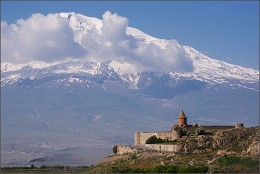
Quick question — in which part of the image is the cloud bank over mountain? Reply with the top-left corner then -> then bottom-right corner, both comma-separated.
1,11 -> 193,72
1,13 -> 85,63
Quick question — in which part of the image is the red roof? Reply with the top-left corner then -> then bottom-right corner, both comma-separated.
178,110 -> 187,119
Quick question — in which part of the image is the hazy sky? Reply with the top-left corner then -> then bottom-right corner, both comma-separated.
1,1 -> 259,70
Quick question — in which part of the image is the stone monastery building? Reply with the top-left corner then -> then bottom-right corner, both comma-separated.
134,110 -> 238,145
134,110 -> 188,145
115,110 -> 244,155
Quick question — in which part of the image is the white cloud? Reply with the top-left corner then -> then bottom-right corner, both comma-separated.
1,13 -> 85,63
1,11 -> 193,72
102,11 -> 128,43
132,40 -> 193,72
79,11 -> 193,72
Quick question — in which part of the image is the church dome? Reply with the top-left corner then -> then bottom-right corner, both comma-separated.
178,110 -> 187,119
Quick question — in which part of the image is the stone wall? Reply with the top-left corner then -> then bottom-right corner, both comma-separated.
144,144 -> 179,152
134,132 -> 154,145
235,123 -> 244,128
116,145 -> 138,155
156,131 -> 179,141
201,126 -> 235,131
116,144 -> 180,154
185,125 -> 235,134
134,131 -> 179,145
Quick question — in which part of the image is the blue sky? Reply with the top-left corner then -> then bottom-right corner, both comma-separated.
1,1 -> 259,70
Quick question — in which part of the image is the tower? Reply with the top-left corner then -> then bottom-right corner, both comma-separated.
178,110 -> 187,127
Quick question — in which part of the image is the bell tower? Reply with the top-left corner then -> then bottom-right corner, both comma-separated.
178,110 -> 187,127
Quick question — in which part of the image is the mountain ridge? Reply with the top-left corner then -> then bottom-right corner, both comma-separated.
2,12 -> 258,92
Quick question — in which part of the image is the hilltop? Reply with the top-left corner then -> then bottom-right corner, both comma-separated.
87,126 -> 259,173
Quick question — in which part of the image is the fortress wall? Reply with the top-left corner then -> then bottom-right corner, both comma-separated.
117,145 -> 138,155
185,125 -> 235,133
134,131 -> 179,145
134,132 -> 140,145
202,126 -> 235,131
144,144 -> 179,152
134,132 -> 155,145
156,131 -> 179,141
116,144 -> 180,154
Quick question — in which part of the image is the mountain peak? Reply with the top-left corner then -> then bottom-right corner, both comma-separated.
1,12 -> 259,91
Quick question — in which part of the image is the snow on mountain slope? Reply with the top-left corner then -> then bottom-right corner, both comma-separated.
60,12 -> 169,49
59,12 -> 259,83
126,27 -> 170,49
60,12 -> 103,44
1,58 -> 258,91
175,46 -> 259,85
1,12 -> 259,91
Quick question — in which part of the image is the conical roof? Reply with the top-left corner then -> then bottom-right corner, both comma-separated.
178,110 -> 187,119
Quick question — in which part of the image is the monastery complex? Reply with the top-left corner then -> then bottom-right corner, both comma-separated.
115,110 -> 244,155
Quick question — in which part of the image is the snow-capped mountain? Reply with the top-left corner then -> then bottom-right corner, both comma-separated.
1,48 -> 258,92
2,12 -> 258,91
1,12 -> 259,167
